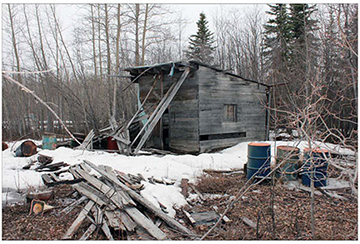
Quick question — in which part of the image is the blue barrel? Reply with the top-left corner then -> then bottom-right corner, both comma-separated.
276,146 -> 300,181
300,148 -> 329,187
42,135 -> 57,150
247,142 -> 271,180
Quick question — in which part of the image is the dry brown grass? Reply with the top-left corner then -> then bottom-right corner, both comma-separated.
191,173 -> 358,240
195,173 -> 242,194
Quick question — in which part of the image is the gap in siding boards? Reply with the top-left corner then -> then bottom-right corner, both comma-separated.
199,132 -> 246,141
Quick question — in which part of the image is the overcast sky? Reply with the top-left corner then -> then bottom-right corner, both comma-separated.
56,3 -> 268,42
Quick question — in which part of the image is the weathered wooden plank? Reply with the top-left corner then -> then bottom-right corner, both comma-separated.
49,172 -> 60,182
75,165 -> 166,239
77,129 -> 95,150
60,195 -> 88,215
91,204 -> 113,240
104,210 -> 126,231
118,210 -> 137,232
170,140 -> 199,153
69,167 -> 82,179
75,166 -> 113,196
113,169 -> 133,185
72,182 -> 110,208
41,174 -> 54,185
125,207 -> 167,240
101,219 -> 114,240
79,223 -> 97,240
111,135 -> 131,146
190,211 -> 219,225
36,161 -> 68,172
212,206 -> 231,223
241,216 -> 256,229
104,167 -> 136,206
62,200 -> 95,240
84,160 -> 194,237
136,227 -> 153,240
189,184 -> 205,201
74,167 -> 123,210
183,210 -> 196,225
133,68 -> 191,154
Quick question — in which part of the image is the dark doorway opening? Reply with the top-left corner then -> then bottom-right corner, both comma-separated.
163,127 -> 170,150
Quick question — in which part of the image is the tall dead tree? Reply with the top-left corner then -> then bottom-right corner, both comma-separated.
135,4 -> 140,66
141,3 -> 149,65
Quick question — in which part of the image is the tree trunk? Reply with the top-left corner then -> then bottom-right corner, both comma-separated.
141,4 -> 149,65
97,4 -> 103,83
7,4 -> 22,83
135,4 -> 140,66
104,4 -> 113,117
51,5 -> 78,83
91,4 -> 98,77
115,4 -> 121,73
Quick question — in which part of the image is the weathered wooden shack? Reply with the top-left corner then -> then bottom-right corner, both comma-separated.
125,60 -> 269,154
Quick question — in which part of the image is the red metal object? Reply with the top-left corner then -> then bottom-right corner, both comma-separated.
2,142 -> 8,151
107,137 -> 119,151
15,140 -> 37,157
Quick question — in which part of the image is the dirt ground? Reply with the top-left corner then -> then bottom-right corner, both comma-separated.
2,173 -> 358,240
187,172 -> 358,240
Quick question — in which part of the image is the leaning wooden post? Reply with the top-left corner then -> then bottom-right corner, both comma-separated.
133,67 -> 191,154
2,73 -> 81,145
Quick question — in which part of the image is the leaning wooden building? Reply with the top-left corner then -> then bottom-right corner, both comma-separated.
124,60 -> 269,154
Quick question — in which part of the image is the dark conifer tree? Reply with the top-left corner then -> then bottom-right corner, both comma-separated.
186,12 -> 215,64
288,4 -> 319,96
263,4 -> 292,67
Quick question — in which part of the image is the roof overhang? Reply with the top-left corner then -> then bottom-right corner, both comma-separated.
124,60 -> 269,87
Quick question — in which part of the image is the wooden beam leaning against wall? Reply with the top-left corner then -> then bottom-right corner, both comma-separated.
131,67 -> 191,154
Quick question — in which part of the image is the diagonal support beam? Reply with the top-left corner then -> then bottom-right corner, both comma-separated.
132,67 -> 191,154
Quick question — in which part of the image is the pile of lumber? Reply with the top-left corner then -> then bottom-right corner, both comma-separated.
44,160 -> 195,240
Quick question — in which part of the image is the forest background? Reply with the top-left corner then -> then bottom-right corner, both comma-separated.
2,3 -> 357,150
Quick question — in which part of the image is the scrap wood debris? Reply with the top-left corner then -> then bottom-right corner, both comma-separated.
31,160 -> 195,240
2,165 -> 358,240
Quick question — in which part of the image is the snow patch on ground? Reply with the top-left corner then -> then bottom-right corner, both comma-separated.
2,139 -> 356,212
140,182 -> 188,217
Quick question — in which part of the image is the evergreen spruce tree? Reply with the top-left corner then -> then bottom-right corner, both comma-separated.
289,4 -> 317,43
186,12 -> 215,64
262,2 -> 293,111
263,4 -> 292,67
288,4 -> 319,97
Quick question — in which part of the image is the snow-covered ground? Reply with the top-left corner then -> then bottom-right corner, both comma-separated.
2,139 -> 356,216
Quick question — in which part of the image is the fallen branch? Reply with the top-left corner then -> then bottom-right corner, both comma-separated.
2,73 -> 81,145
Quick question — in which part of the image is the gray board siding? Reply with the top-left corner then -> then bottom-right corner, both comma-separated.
197,66 -> 267,153
168,71 -> 199,152
136,65 -> 267,154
